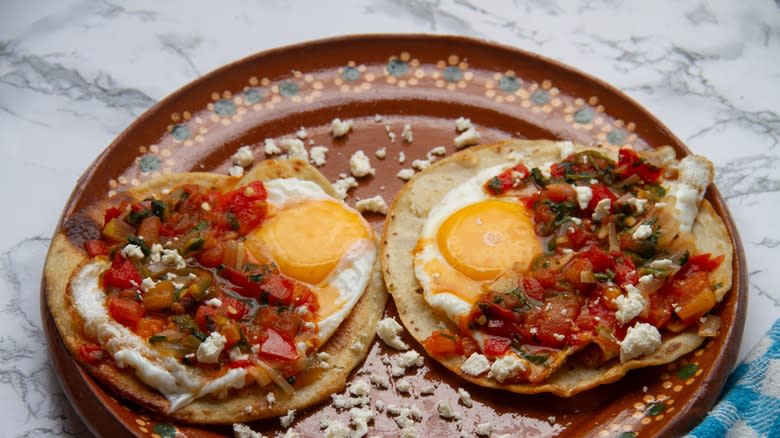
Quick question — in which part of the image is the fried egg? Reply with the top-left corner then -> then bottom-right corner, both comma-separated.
414,165 -> 543,325
70,177 -> 375,411
243,178 -> 376,344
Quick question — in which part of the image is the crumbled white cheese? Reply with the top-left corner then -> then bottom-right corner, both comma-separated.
397,168 -> 415,180
437,399 -> 458,419
401,123 -> 414,143
620,322 -> 662,362
628,197 -> 648,214
205,298 -> 222,308
280,138 -> 308,161
396,379 -> 412,394
649,259 -> 674,270
455,117 -> 474,132
330,118 -> 353,137
349,150 -> 376,178
332,175 -> 358,200
322,418 -> 351,438
539,163 -> 553,179
266,391 -> 275,406
376,317 -> 410,350
668,155 -> 713,233
159,248 -> 186,269
317,351 -> 333,369
412,159 -> 432,171
196,332 -> 227,364
356,195 -> 388,215
232,423 -> 265,438
375,399 -> 385,411
375,147 -> 387,159
460,353 -> 491,376
457,388 -> 472,408
295,126 -> 307,140
350,379 -> 372,397
388,131 -> 397,143
280,409 -> 296,428
570,217 -> 582,225
398,151 -> 406,163
392,351 -> 424,376
558,141 -> 575,159
592,198 -> 611,222
487,354 -> 526,383
263,139 -> 282,155
574,186 -> 593,210
369,374 -> 390,389
349,406 -> 374,438
228,165 -> 245,177
638,274 -> 655,286
614,284 -> 646,325
427,146 -> 447,160
141,277 -> 157,291
374,114 -> 383,123
231,146 -> 254,167
351,341 -> 363,352
475,423 -> 492,437
419,384 -> 435,395
309,146 -> 328,167
454,127 -> 480,149
553,333 -> 565,342
121,244 -> 144,260
633,224 -> 654,240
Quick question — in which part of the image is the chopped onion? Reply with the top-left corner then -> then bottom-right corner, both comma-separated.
246,365 -> 272,387
608,222 -> 619,252
255,358 -> 295,396
235,241 -> 246,270
580,270 -> 596,284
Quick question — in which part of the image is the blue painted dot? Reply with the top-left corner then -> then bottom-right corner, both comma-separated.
171,124 -> 190,141
531,89 -> 550,105
386,59 -> 408,77
573,107 -> 594,124
139,154 -> 161,173
443,66 -> 463,83
498,76 -> 521,93
214,99 -> 236,116
607,129 -> 626,145
342,66 -> 360,82
244,87 -> 265,104
279,81 -> 299,97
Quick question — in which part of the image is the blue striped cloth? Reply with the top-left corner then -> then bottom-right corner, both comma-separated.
687,318 -> 780,438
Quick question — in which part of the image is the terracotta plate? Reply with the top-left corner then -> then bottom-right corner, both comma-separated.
42,34 -> 747,437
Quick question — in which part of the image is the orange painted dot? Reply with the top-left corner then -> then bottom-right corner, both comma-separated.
400,52 -> 410,61
643,396 -> 654,404
673,385 -> 683,392
635,402 -> 646,410
542,80 -> 552,89
135,419 -> 146,426
589,96 -> 599,105
657,395 -> 669,402
667,399 -> 675,406
633,411 -> 644,419
696,369 -> 703,377
623,425 -> 633,431
436,60 -> 446,68
138,427 -> 148,433
598,430 -> 609,437
575,97 -> 584,105
663,382 -> 673,389
641,418 -> 652,425
249,76 -> 259,86
448,55 -> 459,65
686,378 -> 695,386
211,92 -> 220,100
655,414 -> 665,421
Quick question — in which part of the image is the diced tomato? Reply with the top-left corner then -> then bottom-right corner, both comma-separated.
228,359 -> 252,369
522,294 -> 582,348
662,271 -> 714,324
542,183 -> 576,203
565,222 -> 595,250
253,307 -> 302,340
520,192 -> 540,210
613,254 -> 638,287
107,296 -> 145,329
194,305 -> 218,332
423,331 -> 463,356
137,216 -> 161,244
136,317 -> 165,339
220,320 -> 242,348
643,292 -> 674,328
683,253 -> 725,275
483,164 -> 529,195
198,243 -> 224,268
103,254 -> 142,289
104,207 -> 121,226
78,343 -> 106,365
562,257 -> 595,292
221,267 -> 261,298
258,329 -> 299,362
220,296 -> 248,320
587,184 -> 618,211
217,181 -> 268,234
615,148 -> 663,183
522,277 -> 547,301
479,302 -> 518,338
581,246 -> 613,273
261,274 -> 294,305
291,283 -> 318,312
483,336 -> 512,357
84,239 -> 110,257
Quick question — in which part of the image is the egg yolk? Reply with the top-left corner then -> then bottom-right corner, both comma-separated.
437,199 -> 541,281
245,200 -> 370,285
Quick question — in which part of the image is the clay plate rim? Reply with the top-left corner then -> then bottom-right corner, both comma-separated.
39,33 -> 748,437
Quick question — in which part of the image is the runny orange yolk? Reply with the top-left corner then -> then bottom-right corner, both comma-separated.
245,200 -> 371,285
436,199 -> 541,281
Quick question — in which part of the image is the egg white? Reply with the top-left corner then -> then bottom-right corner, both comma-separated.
415,164 -> 520,325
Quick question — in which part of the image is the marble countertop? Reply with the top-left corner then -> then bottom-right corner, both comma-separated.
1,0 -> 778,436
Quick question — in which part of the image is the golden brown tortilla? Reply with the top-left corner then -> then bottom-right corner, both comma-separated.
44,159 -> 388,423
381,140 -> 733,397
